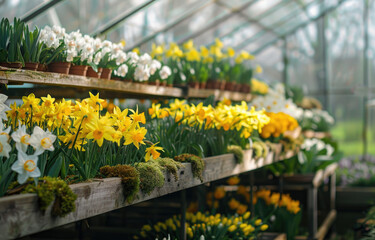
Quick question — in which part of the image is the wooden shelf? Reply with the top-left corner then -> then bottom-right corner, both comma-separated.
0,67 -> 183,99
187,87 -> 253,101
0,149 -> 286,239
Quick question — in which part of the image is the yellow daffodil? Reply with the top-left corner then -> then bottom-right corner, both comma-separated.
145,142 -> 164,162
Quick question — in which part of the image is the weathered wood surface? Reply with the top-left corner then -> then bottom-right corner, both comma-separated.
316,209 -> 336,240
187,87 -> 253,102
0,149 -> 283,239
303,130 -> 331,139
0,67 -> 183,98
260,232 -> 287,240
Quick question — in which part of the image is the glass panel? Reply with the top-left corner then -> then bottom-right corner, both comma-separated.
326,0 -> 364,90
275,11 -> 309,35
108,0 -> 215,51
330,94 -> 364,156
258,1 -> 301,27
0,0 -> 47,20
222,24 -> 263,47
245,0 -> 284,20
287,23 -> 319,91
243,32 -> 277,53
252,45 -> 283,84
29,0 -> 149,34
216,0 -> 255,8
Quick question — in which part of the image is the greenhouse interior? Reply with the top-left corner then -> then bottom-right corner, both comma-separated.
0,0 -> 374,239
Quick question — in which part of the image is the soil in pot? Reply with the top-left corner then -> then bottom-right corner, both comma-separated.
86,67 -> 102,78
23,62 -> 39,71
101,68 -> 112,80
48,62 -> 71,74
69,65 -> 88,76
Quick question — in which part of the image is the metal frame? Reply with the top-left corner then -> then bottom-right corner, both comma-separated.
21,0 -> 64,22
92,0 -> 157,37
177,0 -> 258,44
363,0 -> 370,155
251,0 -> 347,55
125,0 -> 216,51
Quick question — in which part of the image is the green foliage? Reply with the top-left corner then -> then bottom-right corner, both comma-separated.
174,154 -> 204,182
0,18 -> 11,62
252,141 -> 269,159
23,176 -> 77,217
21,25 -> 42,63
100,164 -> 140,202
227,145 -> 244,164
7,18 -> 24,64
136,161 -> 164,195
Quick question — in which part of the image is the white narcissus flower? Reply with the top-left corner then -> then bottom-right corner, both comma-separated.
149,59 -> 162,75
127,51 -> 139,64
29,126 -> 57,155
160,66 -> 171,80
134,65 -> 150,82
11,151 -> 41,184
94,51 -> 102,65
0,135 -> 11,158
115,64 -> 129,77
11,124 -> 31,153
0,121 -> 11,140
138,53 -> 152,65
115,51 -> 127,66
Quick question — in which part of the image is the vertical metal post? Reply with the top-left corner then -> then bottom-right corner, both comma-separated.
363,0 -> 370,156
180,190 -> 187,240
249,172 -> 255,214
282,37 -> 289,88
307,186 -> 318,240
329,173 -> 336,210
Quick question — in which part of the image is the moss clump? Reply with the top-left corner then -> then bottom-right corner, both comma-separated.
136,161 -> 164,195
23,176 -> 77,217
174,154 -> 204,182
100,164 -> 140,202
227,145 -> 244,164
154,157 -> 183,181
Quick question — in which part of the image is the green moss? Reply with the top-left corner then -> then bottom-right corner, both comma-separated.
100,165 -> 140,202
154,157 -> 183,181
136,161 -> 164,195
23,177 -> 77,217
174,154 -> 204,182
227,145 -> 244,163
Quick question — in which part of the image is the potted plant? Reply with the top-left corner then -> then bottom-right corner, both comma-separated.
21,25 -> 42,71
7,18 -> 25,69
0,18 -> 11,67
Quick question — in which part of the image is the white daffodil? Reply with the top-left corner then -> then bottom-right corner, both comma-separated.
11,124 -> 30,153
29,126 -> 57,155
134,64 -> 150,82
115,64 -> 129,77
11,151 -> 40,184
0,134 -> 11,158
149,59 -> 162,75
160,66 -> 172,80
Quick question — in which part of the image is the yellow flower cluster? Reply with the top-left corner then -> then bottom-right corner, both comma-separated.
136,211 -> 268,239
251,78 -> 269,95
260,112 -> 299,138
151,38 -> 254,64
149,98 -> 270,138
255,189 -> 301,214
7,93 -> 158,154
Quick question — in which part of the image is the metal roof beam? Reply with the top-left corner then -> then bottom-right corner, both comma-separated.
125,0 -> 215,51
21,0 -> 64,22
233,0 -> 323,51
92,0 -> 156,37
252,0 -> 347,55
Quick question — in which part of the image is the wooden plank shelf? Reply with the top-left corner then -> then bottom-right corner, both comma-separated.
0,67 -> 183,99
187,87 -> 253,102
0,149 -> 284,239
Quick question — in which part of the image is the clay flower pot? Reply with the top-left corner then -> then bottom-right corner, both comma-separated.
86,67 -> 102,78
69,65 -> 88,76
189,82 -> 200,89
199,82 -> 207,89
23,62 -> 39,71
101,68 -> 112,80
225,82 -> 234,91
8,62 -> 23,69
48,62 -> 71,74
0,62 -> 9,68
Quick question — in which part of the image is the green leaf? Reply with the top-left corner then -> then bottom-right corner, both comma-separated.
47,156 -> 63,177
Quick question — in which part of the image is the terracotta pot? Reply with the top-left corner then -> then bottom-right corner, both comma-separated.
86,67 -> 102,78
167,83 -> 173,88
149,80 -> 160,86
37,63 -> 47,72
189,82 -> 199,89
0,62 -> 9,68
200,82 -> 207,89
101,68 -> 112,80
124,79 -> 132,83
48,62 -> 71,74
161,81 -> 167,87
23,62 -> 39,71
111,76 -> 122,81
220,80 -> 226,91
69,65 -> 88,76
225,82 -> 233,91
8,62 -> 23,69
